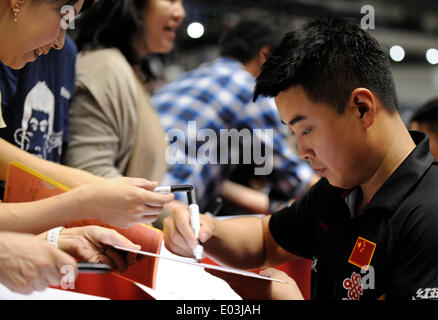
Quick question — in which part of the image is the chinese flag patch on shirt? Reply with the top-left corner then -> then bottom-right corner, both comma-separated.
348,237 -> 376,270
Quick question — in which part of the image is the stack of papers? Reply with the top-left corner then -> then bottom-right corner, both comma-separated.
115,244 -> 285,300
128,244 -> 242,300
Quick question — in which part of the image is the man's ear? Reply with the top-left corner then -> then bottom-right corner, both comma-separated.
258,45 -> 271,65
348,88 -> 376,129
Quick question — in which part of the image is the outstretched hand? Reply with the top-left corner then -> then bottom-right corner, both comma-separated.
54,225 -> 142,273
76,177 -> 175,228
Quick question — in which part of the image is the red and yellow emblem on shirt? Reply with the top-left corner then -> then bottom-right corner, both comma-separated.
348,237 -> 376,270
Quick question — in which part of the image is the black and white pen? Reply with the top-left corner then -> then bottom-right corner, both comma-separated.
187,188 -> 204,262
153,184 -> 193,193
153,184 -> 204,262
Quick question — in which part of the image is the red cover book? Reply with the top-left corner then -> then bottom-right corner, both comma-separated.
3,161 -> 161,297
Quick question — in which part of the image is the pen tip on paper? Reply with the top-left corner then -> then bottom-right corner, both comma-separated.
193,244 -> 204,262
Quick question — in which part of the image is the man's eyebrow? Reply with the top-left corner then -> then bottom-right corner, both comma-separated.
280,115 -> 307,126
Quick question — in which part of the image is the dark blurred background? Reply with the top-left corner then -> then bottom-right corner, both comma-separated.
150,0 -> 438,122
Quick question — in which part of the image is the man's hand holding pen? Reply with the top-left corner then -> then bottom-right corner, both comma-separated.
162,205 -> 214,260
155,185 -> 205,262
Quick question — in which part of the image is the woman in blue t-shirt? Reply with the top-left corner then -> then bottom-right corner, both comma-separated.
0,0 -> 173,294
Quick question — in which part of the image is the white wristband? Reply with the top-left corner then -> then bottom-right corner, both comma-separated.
46,226 -> 65,248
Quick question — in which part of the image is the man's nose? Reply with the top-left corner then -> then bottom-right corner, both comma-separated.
297,142 -> 312,161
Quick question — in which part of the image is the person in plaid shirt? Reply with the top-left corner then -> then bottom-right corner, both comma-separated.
153,18 -> 317,213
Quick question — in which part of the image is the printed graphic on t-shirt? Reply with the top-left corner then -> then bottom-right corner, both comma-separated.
13,81 -> 63,158
343,271 -> 364,300
0,89 -> 6,128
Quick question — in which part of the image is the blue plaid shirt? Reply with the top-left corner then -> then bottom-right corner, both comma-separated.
153,57 -> 313,211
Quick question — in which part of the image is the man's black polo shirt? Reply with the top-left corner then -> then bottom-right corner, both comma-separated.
270,131 -> 438,300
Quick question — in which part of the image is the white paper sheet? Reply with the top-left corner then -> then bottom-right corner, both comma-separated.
114,245 -> 286,283
135,244 -> 241,300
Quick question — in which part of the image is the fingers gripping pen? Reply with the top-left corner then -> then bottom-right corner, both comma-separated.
187,188 -> 204,262
153,184 -> 204,262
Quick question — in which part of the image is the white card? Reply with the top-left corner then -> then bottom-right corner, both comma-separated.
113,245 -> 287,283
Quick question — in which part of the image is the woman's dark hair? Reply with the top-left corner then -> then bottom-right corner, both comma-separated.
75,0 -> 154,81
79,0 -> 94,13
254,18 -> 398,114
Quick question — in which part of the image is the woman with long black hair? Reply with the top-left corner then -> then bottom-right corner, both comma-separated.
64,0 -> 185,186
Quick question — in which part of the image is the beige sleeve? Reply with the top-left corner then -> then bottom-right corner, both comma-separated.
63,50 -> 138,178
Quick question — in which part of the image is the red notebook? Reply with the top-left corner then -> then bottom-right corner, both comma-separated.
3,161 -> 161,294
3,161 -> 69,202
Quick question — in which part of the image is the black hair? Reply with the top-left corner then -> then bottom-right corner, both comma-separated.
79,0 -> 94,13
410,98 -> 438,136
219,18 -> 284,64
74,0 -> 154,81
254,18 -> 398,114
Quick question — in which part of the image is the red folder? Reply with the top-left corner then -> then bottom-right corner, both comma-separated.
3,161 -> 161,299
